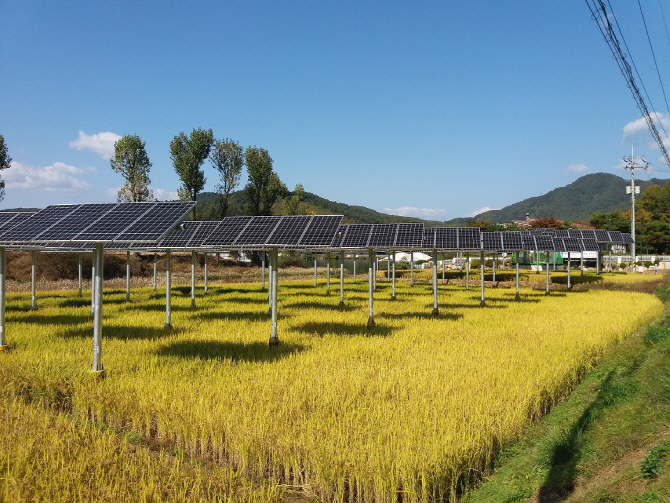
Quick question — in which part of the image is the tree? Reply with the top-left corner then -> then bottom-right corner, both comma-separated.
590,210 -> 631,233
529,216 -> 564,229
0,134 -> 12,202
109,135 -> 153,202
209,138 -> 243,218
170,128 -> 214,218
283,184 -> 304,215
244,146 -> 287,216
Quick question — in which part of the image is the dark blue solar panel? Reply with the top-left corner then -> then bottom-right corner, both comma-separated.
341,224 -> 372,248
298,215 -> 342,247
202,216 -> 252,246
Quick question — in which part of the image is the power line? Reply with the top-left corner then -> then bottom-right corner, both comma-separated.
637,0 -> 670,123
657,0 -> 670,53
585,0 -> 670,166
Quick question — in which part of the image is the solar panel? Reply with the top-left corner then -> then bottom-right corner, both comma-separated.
608,231 -> 624,243
340,224 -> 372,248
458,227 -> 481,250
72,203 -> 150,241
435,227 -> 458,249
567,229 -> 583,239
482,231 -> 503,251
621,233 -> 635,244
581,238 -> 599,251
114,202 -> 195,242
367,224 -> 397,248
233,216 -> 281,246
502,231 -> 523,251
422,228 -> 435,249
535,234 -> 556,251
189,221 -> 219,247
298,215 -> 342,247
580,229 -> 597,240
522,233 -> 537,251
201,216 -> 252,246
554,229 -> 570,238
553,238 -> 567,252
159,221 -> 202,248
330,225 -> 346,248
36,203 -> 118,240
395,223 -> 424,248
1,204 -> 80,242
0,212 -> 33,230
594,229 -> 610,242
267,216 -> 312,246
562,237 -> 582,252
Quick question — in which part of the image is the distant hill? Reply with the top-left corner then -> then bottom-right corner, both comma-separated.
447,173 -> 668,224
195,191 -> 445,226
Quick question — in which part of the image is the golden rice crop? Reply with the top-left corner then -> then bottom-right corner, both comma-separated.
0,277 -> 662,502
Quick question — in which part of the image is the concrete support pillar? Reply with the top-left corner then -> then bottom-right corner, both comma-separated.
165,249 -> 172,328
545,251 -> 550,295
391,252 -> 396,300
90,248 -> 96,317
78,253 -> 83,298
466,252 -> 470,290
367,248 -> 375,327
353,253 -> 357,283
31,250 -> 37,309
313,253 -> 317,287
91,242 -> 104,375
268,251 -> 274,315
269,247 -> 280,346
126,250 -> 131,302
190,251 -> 196,308
480,250 -> 485,306
0,247 -> 6,350
204,252 -> 208,295
339,250 -> 345,308
567,252 -> 572,290
432,248 -> 439,315
410,252 -> 414,287
153,253 -> 157,291
262,252 -> 266,290
515,250 -> 520,299
326,253 -> 331,295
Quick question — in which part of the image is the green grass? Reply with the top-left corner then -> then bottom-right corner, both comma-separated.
464,279 -> 670,502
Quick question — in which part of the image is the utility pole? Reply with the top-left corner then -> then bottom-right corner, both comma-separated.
623,144 -> 648,273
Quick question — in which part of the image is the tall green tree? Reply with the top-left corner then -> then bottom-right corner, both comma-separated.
110,135 -> 154,202
244,146 -> 287,216
283,184 -> 305,215
170,128 -> 214,219
209,138 -> 243,218
0,134 -> 12,202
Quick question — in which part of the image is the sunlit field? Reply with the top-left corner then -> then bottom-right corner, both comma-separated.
0,274 -> 662,502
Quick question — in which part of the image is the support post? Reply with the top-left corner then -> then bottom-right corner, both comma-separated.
466,252 -> 470,290
441,252 -> 445,284
373,252 -> 377,291
339,250 -> 345,308
90,248 -> 96,317
204,252 -> 208,295
268,251 -> 274,315
190,250 -> 196,308
0,247 -> 6,351
313,253 -> 317,287
480,250 -> 485,306
391,251 -> 396,300
326,253 -> 331,295
269,247 -> 280,346
567,252 -> 572,290
515,250 -> 520,299
78,252 -> 83,298
262,252 -> 266,290
153,253 -> 157,291
410,251 -> 414,286
596,250 -> 600,275
90,242 -> 104,375
492,253 -> 497,285
125,250 -> 131,302
353,253 -> 357,283
31,250 -> 37,309
165,249 -> 172,328
367,252 -> 375,327
545,251 -> 550,295
387,253 -> 390,282
580,253 -> 584,277
432,248 -> 439,315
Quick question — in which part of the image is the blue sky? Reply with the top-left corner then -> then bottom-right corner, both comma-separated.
2,1 -> 670,220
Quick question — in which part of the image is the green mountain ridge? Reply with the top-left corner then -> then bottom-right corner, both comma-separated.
446,172 -> 668,224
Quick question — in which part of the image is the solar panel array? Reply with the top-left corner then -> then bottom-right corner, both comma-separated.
422,227 -> 482,250
482,231 -> 503,251
0,202 -> 195,244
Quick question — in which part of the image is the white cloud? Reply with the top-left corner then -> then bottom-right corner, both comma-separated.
69,130 -> 121,159
565,163 -> 589,174
152,188 -> 180,201
383,206 -> 446,220
4,161 -> 93,193
622,112 -> 670,147
465,206 -> 496,218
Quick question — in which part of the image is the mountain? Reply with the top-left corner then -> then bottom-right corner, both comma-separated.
447,173 -> 668,224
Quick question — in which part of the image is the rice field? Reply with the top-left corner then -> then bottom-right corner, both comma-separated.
0,274 -> 663,502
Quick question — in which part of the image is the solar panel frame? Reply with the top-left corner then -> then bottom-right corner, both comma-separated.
0,204 -> 81,242
501,231 -> 524,251
435,227 -> 458,250
36,203 -> 118,241
522,233 -> 538,251
368,224 -> 398,248
266,215 -> 312,246
621,233 -> 635,244
201,216 -> 253,247
562,237 -> 583,252
482,231 -> 503,251
535,234 -> 556,251
594,229 -> 611,242
422,228 -> 435,249
458,227 -> 482,250
340,224 -> 373,248
113,202 -> 195,242
394,223 -> 424,248
608,231 -> 624,243
297,215 -> 343,248
581,238 -> 599,251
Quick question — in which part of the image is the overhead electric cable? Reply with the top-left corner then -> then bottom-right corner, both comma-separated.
658,0 -> 670,52
637,0 -> 670,121
585,0 -> 670,166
